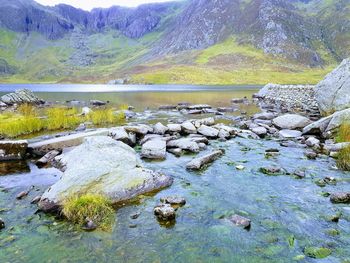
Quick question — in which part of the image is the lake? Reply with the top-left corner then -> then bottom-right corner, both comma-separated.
0,84 -> 349,262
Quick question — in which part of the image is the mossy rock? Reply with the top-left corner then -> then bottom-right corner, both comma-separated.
304,247 -> 331,259
326,229 -> 340,236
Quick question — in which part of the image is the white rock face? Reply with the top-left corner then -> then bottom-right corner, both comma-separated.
315,58 -> 350,115
273,114 -> 311,130
39,136 -> 172,211
141,139 -> 167,159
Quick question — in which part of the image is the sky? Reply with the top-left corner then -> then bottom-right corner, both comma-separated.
35,0 -> 178,10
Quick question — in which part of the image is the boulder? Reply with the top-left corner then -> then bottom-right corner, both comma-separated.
154,204 -> 176,221
305,137 -> 320,148
0,140 -> 28,161
153,123 -> 169,135
90,100 -> 106,106
124,124 -> 153,135
167,138 -> 199,153
197,125 -> 219,138
36,150 -> 61,167
218,129 -> 230,139
193,117 -> 215,127
279,130 -> 302,139
0,89 -> 43,105
273,114 -> 311,130
186,149 -> 224,170
303,108 -> 350,138
167,124 -> 182,133
141,139 -> 167,160
330,192 -> 350,204
315,58 -> 350,115
181,122 -> 197,134
251,127 -> 267,137
108,127 -> 132,145
38,137 -> 172,212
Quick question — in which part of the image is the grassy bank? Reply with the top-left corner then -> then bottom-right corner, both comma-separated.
0,104 -> 125,138
335,122 -> 350,171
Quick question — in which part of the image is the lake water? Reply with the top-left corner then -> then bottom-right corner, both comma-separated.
0,84 -> 350,262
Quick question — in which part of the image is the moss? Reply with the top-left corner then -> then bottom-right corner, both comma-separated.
336,145 -> 350,171
304,247 -> 332,259
326,229 -> 340,236
62,194 -> 115,230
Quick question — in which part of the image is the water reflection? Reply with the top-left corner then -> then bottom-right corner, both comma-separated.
0,161 -> 30,176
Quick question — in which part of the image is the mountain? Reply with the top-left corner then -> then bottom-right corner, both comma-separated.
0,0 -> 349,84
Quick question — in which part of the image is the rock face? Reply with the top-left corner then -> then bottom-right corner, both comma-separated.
0,89 -> 44,105
38,136 -> 173,212
315,58 -> 350,115
0,140 -> 28,161
273,114 -> 311,130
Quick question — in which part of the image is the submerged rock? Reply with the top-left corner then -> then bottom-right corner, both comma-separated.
0,140 -> 28,161
228,214 -> 251,229
38,136 -> 173,212
330,192 -> 350,204
154,203 -> 176,221
186,149 -> 224,170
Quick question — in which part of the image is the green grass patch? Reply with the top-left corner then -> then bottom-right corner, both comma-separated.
336,122 -> 350,143
336,145 -> 350,171
62,194 -> 115,230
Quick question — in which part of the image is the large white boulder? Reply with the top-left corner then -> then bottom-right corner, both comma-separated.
273,114 -> 311,130
315,58 -> 350,115
38,136 -> 172,212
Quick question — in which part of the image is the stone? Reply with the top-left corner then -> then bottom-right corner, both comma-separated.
253,112 -> 275,120
82,219 -> 97,231
186,149 -> 224,170
0,140 -> 28,161
0,218 -> 4,230
167,124 -> 182,133
236,165 -> 245,170
124,124 -> 153,135
304,247 -> 332,259
305,151 -> 317,160
159,105 -> 177,110
197,125 -> 219,138
294,170 -> 306,179
228,214 -> 251,229
141,139 -> 167,160
181,122 -> 197,134
167,138 -> 199,153
167,148 -> 183,157
0,89 -> 44,105
90,100 -> 106,106
259,166 -> 283,175
273,114 -> 311,130
188,104 -> 212,110
81,107 -> 92,115
153,122 -> 169,135
16,191 -> 28,200
154,204 -> 176,221
330,192 -> 350,204
160,196 -> 186,206
279,130 -> 302,139
108,127 -> 132,145
193,117 -> 215,127
218,129 -> 230,139
31,196 -> 41,204
36,150 -> 61,167
305,137 -> 320,148
75,123 -> 86,132
251,127 -> 267,137
38,137 -> 173,212
315,58 -> 350,115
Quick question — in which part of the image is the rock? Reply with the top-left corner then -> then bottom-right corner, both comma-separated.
31,196 -> 41,204
188,104 -> 212,110
141,139 -> 167,160
273,114 -> 311,130
315,58 -> 350,115
0,140 -> 28,161
193,117 -> 215,127
259,166 -> 283,175
188,110 -> 202,115
279,130 -> 302,139
305,137 -> 320,148
36,150 -> 61,167
81,107 -> 92,115
130,212 -> 141,219
0,218 -> 4,229
197,125 -> 219,138
154,204 -> 176,221
167,138 -> 199,153
303,109 -> 350,138
108,127 -> 133,146
181,122 -> 197,134
251,127 -> 267,137
236,165 -> 245,170
0,89 -> 44,105
167,148 -> 183,157
213,124 -> 236,135
253,112 -> 275,120
159,105 -> 177,110
90,100 -> 106,106
237,130 -> 260,140
330,192 -> 350,204
124,124 -> 153,135
305,151 -> 317,160
153,122 -> 169,135
16,191 -> 28,200
218,129 -> 230,139
38,137 -> 173,212
324,142 -> 350,153
82,219 -> 97,231
198,142 -> 207,150
75,123 -> 86,132
28,129 -> 109,156
167,124 -> 182,133
160,196 -> 186,206
228,214 -> 251,229
304,247 -> 331,259
186,149 -> 224,170
294,170 -> 306,179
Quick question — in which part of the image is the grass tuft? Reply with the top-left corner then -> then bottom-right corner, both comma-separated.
336,122 -> 350,143
62,194 -> 115,230
336,145 -> 350,171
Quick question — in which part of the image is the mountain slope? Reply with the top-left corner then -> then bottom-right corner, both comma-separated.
0,0 -> 348,84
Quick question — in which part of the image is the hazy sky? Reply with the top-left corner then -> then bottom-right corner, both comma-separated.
35,0 -> 178,10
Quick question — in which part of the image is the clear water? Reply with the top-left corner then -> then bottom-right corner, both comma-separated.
0,85 -> 349,262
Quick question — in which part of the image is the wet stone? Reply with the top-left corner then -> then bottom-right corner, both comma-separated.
160,196 -> 186,207
154,204 -> 176,221
330,192 -> 350,204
